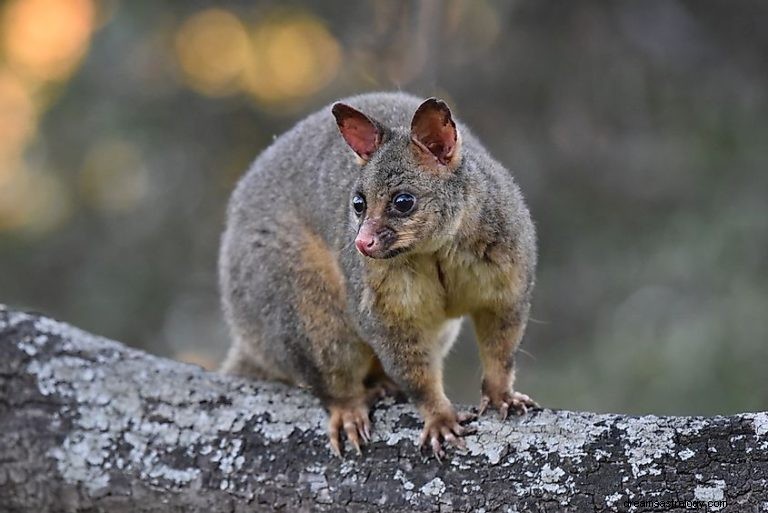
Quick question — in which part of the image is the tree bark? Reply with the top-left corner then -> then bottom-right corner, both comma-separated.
0,305 -> 763,512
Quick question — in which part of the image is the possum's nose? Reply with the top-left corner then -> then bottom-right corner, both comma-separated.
355,235 -> 376,256
355,220 -> 385,257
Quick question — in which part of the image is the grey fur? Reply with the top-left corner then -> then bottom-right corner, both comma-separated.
219,92 -> 537,450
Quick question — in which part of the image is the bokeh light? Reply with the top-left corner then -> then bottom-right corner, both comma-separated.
0,69 -> 36,184
173,9 -> 250,97
0,0 -> 97,235
243,13 -> 341,104
0,164 -> 71,234
1,0 -> 95,82
173,8 -> 341,105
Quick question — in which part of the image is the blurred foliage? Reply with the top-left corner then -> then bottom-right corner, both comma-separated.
1,0 -> 766,415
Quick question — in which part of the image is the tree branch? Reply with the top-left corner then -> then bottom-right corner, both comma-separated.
0,305 -> 763,512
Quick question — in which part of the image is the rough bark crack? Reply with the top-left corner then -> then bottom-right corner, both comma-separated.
0,305 -> 764,512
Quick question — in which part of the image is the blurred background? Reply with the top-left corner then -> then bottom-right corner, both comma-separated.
1,0 -> 766,416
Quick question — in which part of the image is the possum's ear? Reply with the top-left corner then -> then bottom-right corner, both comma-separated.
410,98 -> 460,168
332,103 -> 382,162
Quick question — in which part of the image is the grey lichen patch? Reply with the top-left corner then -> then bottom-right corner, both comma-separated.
5,311 -> 46,357
17,334 -> 46,356
604,492 -> 623,508
675,417 -> 708,436
147,465 -> 201,486
616,415 -> 676,478
751,412 -> 768,437
536,463 -> 569,495
232,387 -> 323,441
214,438 -> 246,475
5,309 -> 33,329
393,469 -> 415,492
32,315 -> 125,359
694,480 -> 726,510
298,466 -> 332,503
464,410 -> 611,465
369,400 -> 420,448
48,431 -> 113,494
419,477 -> 445,497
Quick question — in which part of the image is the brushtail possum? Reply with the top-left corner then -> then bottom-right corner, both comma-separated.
219,92 -> 537,458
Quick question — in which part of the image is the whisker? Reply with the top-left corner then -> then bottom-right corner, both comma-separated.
517,347 -> 536,361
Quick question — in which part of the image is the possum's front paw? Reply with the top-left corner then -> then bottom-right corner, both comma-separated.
479,389 -> 538,420
327,401 -> 371,457
418,409 -> 477,461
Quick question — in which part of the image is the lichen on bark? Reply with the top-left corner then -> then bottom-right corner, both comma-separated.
0,305 -> 765,512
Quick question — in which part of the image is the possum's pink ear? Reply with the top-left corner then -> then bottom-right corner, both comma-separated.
332,103 -> 382,161
410,98 -> 459,167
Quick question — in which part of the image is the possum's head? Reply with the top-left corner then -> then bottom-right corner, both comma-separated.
332,98 -> 467,260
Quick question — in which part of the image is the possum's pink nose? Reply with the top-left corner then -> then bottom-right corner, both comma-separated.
355,220 -> 381,257
355,236 -> 375,256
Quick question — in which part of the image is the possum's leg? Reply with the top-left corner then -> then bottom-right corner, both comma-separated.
370,325 -> 476,460
289,226 -> 378,457
472,305 -> 538,419
220,219 -> 375,456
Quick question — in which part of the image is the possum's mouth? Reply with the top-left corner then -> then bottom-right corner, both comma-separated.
356,243 -> 410,259
364,246 -> 410,259
355,232 -> 412,259
355,222 -> 413,259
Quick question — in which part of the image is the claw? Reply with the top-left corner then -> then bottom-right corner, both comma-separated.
440,426 -> 456,445
327,402 -> 371,457
329,433 -> 342,458
328,415 -> 342,457
478,396 -> 490,416
360,419 -> 371,444
479,390 -> 537,419
446,425 -> 467,450
499,402 -> 509,420
344,419 -> 362,456
418,429 -> 428,449
350,438 -> 362,456
431,435 -> 443,461
419,409 -> 478,460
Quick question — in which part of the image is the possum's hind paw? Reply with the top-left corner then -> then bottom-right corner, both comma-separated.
327,402 -> 372,457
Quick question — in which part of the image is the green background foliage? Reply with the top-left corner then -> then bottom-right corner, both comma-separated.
1,0 -> 766,415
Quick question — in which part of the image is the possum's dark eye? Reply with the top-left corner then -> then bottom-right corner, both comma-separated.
392,193 -> 416,214
352,194 -> 366,215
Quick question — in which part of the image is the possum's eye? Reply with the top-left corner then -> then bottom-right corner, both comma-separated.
392,193 -> 416,214
352,193 -> 366,215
